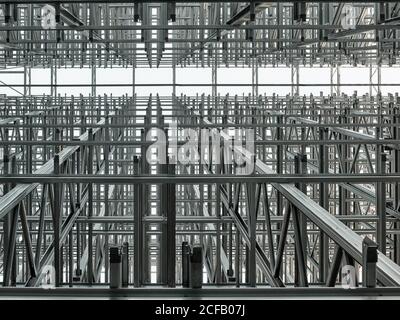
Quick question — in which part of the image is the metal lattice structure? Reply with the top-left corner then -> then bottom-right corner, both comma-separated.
1,1 -> 400,299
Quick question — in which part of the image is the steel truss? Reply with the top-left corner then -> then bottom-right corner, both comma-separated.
1,2 -> 400,67
0,1 -> 400,297
0,91 -> 400,290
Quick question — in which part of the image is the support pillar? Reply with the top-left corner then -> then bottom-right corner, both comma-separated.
50,64 -> 57,97
362,237 -> 378,288
291,64 -> 299,96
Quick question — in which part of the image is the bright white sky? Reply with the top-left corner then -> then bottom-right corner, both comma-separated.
0,65 -> 399,97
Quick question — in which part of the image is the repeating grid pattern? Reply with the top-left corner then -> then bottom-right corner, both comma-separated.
0,1 -> 399,298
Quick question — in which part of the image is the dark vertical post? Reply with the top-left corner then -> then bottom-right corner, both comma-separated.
376,151 -> 387,255
362,237 -> 378,288
190,246 -> 203,289
88,128 -> 94,284
319,127 -> 329,282
182,242 -> 191,288
53,154 -> 61,287
393,108 -> 400,263
110,246 -> 122,289
293,154 -> 308,287
247,179 -> 257,287
122,242 -> 129,287
167,160 -> 176,287
133,156 -> 142,287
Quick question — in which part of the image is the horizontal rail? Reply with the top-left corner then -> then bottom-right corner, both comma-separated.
1,174 -> 400,184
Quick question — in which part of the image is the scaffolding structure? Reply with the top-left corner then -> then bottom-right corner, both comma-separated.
1,1 -> 400,298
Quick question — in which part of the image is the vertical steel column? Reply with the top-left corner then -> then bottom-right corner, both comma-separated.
87,129 -> 94,284
393,108 -> 400,264
3,156 -> 18,287
51,63 -> 57,97
215,162 -> 222,284
172,62 -> 176,98
330,65 -> 340,96
26,3 -> 32,96
19,200 -> 37,281
11,155 -> 17,287
25,114 -> 33,255
235,227 -> 241,287
2,138 -> 10,280
132,64 -> 136,97
226,150 -> 234,280
68,226 -> 73,287
293,154 -> 308,287
274,200 -> 291,279
297,154 -> 307,256
160,143 -> 167,284
318,127 -> 329,282
339,108 -> 349,217
249,184 -> 257,287
91,46 -> 96,98
133,156 -> 142,287
35,184 -> 48,269
160,116 -> 168,284
252,56 -> 258,98
141,127 -> 150,283
166,160 -> 176,287
212,44 -> 218,97
369,64 -> 381,96
376,145 -> 387,255
122,242 -> 129,287
104,115 -> 110,282
276,114 -> 283,240
221,106 -> 230,282
53,154 -> 61,286
291,64 -> 299,96
76,145 -> 82,279
24,65 -> 31,97
247,157 -> 257,286
182,242 -> 191,287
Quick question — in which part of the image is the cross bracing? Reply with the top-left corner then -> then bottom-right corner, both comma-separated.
1,2 -> 400,67
0,1 -> 400,298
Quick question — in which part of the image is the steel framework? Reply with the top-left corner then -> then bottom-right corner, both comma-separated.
1,1 -> 400,298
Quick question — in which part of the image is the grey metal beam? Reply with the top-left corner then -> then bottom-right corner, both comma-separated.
0,286 -> 399,299
0,119 -> 106,221
189,100 -> 400,287
3,174 -> 400,185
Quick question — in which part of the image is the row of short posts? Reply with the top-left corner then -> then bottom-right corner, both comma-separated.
109,242 -> 129,289
107,239 -> 376,288
182,242 -> 203,289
